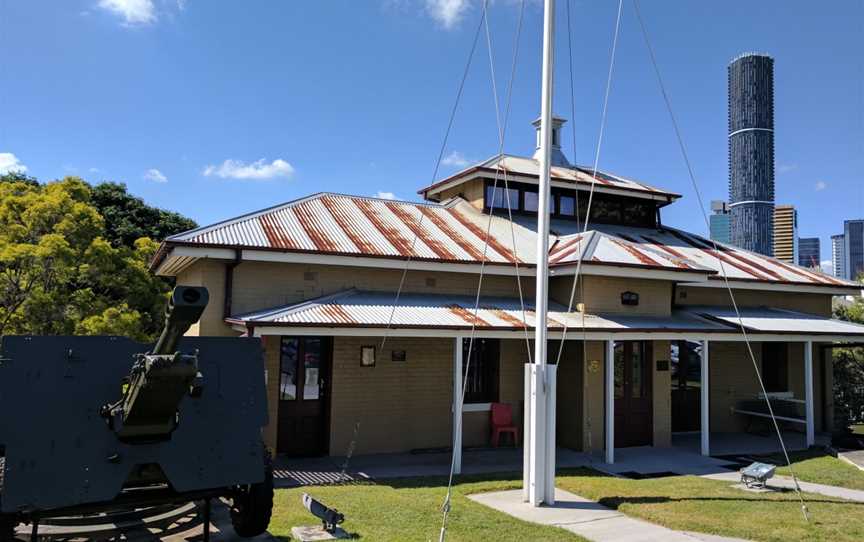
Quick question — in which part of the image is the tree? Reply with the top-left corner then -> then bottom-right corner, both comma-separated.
0,177 -> 177,341
90,182 -> 197,248
0,171 -> 39,187
833,296 -> 864,436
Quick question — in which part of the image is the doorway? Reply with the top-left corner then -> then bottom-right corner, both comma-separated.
277,337 -> 332,456
671,341 -> 702,432
613,341 -> 653,447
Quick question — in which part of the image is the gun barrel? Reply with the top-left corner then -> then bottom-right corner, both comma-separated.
152,286 -> 210,355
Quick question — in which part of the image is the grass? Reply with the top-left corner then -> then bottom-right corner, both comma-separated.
267,462 -> 864,541
556,468 -> 864,542
852,424 -> 864,436
767,449 -> 864,491
267,474 -> 586,541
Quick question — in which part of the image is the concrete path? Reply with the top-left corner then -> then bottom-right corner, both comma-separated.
469,488 -> 749,542
840,450 -> 864,472
703,471 -> 864,503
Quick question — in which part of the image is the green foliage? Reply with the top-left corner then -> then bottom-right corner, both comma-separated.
90,182 -> 197,247
832,297 -> 864,430
0,171 -> 39,187
0,176 -> 191,341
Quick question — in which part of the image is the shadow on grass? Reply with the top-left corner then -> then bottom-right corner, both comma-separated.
595,494 -> 864,509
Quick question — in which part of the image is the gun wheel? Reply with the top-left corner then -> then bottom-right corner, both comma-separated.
230,451 -> 273,538
0,457 -> 14,542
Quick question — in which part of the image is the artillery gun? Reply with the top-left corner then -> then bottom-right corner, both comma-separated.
0,286 -> 273,541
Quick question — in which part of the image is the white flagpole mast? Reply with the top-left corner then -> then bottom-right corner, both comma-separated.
526,0 -> 556,507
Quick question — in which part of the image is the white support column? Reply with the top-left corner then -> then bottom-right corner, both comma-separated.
453,337 -> 463,474
522,363 -> 532,502
544,365 -> 557,505
605,340 -> 615,464
804,340 -> 815,447
700,339 -> 710,456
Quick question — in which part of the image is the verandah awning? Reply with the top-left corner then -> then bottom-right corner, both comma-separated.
226,289 -> 864,342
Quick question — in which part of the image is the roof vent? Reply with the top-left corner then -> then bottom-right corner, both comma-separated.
532,116 -> 571,167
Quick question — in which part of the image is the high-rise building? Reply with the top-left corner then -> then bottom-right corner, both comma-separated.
845,220 -> 864,281
832,234 -> 846,279
798,237 -> 820,269
709,200 -> 731,244
728,53 -> 775,256
773,205 -> 798,264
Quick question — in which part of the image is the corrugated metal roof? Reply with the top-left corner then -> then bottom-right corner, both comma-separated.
162,192 -> 858,289
418,154 -> 681,200
168,194 -> 532,264
684,306 -> 864,336
228,289 -> 732,332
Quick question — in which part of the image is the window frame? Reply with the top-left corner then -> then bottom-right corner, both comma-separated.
462,338 -> 500,404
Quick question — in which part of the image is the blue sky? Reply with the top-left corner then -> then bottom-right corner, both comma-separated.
1,0 -> 862,267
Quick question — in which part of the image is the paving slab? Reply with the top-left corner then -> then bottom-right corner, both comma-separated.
469,488 -> 749,542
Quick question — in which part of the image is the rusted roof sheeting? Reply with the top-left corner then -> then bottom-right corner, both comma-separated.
417,154 -> 682,200
165,193 -> 857,289
228,289 -> 736,332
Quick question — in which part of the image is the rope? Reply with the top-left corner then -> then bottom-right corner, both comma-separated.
380,0 -> 489,354
631,0 -> 810,521
554,0 -> 624,368
439,3 -> 526,540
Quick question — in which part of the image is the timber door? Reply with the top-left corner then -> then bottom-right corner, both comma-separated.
277,337 -> 331,456
613,341 -> 653,447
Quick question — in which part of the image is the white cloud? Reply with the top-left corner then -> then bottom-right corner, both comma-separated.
203,158 -> 294,180
778,163 -> 798,174
376,191 -> 397,200
143,168 -> 167,183
98,0 -> 157,25
425,0 -> 471,28
821,260 -> 833,275
815,180 -> 828,191
441,150 -> 471,168
0,152 -> 27,174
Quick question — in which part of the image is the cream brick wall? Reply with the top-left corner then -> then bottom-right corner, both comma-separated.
707,341 -> 829,434
676,286 -> 833,317
549,276 -> 672,316
652,340 -> 672,447
581,341 -> 606,454
329,336 -> 454,455
435,179 -> 485,210
176,259 -> 236,337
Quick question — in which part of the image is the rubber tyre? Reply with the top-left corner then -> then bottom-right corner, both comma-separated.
230,452 -> 274,538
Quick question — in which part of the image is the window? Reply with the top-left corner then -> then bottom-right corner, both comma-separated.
280,337 -> 327,401
280,338 -> 299,400
485,185 -> 519,210
462,338 -> 499,403
559,195 -> 576,217
761,343 -> 788,393
671,341 -> 702,391
481,179 -> 657,227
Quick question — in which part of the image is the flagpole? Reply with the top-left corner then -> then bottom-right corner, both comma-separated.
526,0 -> 556,507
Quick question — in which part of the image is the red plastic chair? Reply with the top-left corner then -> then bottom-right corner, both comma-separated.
490,403 -> 519,447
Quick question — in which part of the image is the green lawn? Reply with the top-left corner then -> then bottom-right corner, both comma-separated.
268,475 -> 586,541
267,465 -> 864,541
556,468 -> 864,542
852,424 -> 864,436
768,450 -> 864,491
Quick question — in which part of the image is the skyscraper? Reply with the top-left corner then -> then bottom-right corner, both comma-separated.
728,53 -> 775,256
772,205 -> 797,264
798,237 -> 820,269
709,200 -> 731,244
844,220 -> 864,281
832,234 -> 846,279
